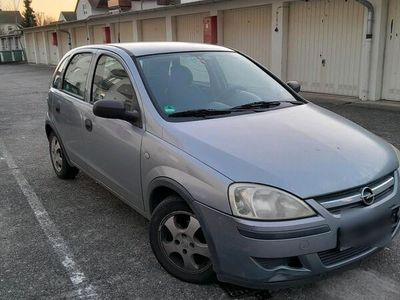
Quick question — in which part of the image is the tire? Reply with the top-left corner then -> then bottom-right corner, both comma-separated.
48,132 -> 79,179
149,195 -> 214,284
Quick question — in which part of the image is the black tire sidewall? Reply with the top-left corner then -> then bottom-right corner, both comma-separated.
149,195 -> 214,284
49,132 -> 78,179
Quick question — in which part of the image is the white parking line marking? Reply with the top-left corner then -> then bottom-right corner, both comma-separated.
0,140 -> 98,299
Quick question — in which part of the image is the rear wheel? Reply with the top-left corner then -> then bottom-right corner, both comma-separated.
149,195 -> 214,284
49,132 -> 79,179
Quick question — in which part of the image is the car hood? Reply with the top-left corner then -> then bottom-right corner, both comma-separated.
162,103 -> 399,199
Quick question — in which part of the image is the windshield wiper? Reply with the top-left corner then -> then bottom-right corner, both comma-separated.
168,109 -> 232,118
231,100 -> 303,111
230,101 -> 282,110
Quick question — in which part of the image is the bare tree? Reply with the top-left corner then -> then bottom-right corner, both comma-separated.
34,11 -> 54,26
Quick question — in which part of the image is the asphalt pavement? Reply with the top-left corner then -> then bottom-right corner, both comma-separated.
0,64 -> 399,299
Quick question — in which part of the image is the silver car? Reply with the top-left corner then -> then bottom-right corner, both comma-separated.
46,42 -> 400,289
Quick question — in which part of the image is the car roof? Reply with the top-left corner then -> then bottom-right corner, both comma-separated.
77,42 -> 234,57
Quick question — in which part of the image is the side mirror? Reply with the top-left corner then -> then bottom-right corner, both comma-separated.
93,100 -> 139,123
287,81 -> 301,93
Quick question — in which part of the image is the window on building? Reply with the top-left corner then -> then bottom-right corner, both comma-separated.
91,55 -> 139,113
62,53 -> 93,98
83,3 -> 88,15
14,37 -> 19,49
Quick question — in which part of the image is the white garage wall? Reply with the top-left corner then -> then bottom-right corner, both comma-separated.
382,0 -> 400,101
141,18 -> 166,41
287,0 -> 364,96
223,5 -> 272,68
176,12 -> 209,43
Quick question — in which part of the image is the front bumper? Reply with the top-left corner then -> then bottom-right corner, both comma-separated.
194,171 -> 400,289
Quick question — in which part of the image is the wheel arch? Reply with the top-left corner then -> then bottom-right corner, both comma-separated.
147,177 -> 197,215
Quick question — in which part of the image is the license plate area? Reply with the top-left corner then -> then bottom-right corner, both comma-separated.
339,212 -> 395,251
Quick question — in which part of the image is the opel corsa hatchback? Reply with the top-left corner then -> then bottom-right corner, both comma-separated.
46,42 -> 400,289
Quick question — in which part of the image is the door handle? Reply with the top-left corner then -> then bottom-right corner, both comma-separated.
85,119 -> 93,132
55,102 -> 61,113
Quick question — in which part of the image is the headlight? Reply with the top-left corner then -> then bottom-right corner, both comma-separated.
392,145 -> 400,163
228,184 -> 316,221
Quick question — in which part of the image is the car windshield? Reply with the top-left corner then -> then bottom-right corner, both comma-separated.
136,51 -> 300,119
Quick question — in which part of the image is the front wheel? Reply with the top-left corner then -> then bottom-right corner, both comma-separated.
49,132 -> 79,179
149,195 -> 214,284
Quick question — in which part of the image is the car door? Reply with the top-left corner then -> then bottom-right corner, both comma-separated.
51,52 -> 94,166
78,52 -> 144,211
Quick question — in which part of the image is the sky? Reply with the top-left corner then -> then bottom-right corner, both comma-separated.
0,0 -> 77,20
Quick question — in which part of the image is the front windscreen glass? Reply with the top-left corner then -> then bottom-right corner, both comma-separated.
136,51 -> 301,120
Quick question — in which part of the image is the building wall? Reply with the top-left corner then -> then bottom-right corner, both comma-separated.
20,0 -> 400,101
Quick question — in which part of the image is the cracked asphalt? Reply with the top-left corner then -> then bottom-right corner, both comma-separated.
0,64 -> 399,299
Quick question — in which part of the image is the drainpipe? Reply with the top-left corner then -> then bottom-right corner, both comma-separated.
355,0 -> 374,101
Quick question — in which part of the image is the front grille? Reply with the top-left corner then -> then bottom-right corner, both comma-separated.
319,246 -> 372,266
314,173 -> 396,214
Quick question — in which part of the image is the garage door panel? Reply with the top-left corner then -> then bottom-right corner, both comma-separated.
287,0 -> 364,96
47,32 -> 58,65
35,32 -> 46,64
118,22 -> 133,42
223,5 -> 272,68
382,0 -> 400,101
93,25 -> 105,44
75,27 -> 87,47
25,33 -> 36,63
60,32 -> 70,57
176,13 -> 208,43
142,18 -> 166,41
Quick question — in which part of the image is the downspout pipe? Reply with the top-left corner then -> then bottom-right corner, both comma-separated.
355,0 -> 374,100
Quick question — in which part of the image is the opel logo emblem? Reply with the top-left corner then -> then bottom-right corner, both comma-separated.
361,187 -> 375,206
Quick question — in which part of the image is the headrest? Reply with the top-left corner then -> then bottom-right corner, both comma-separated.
170,65 -> 193,86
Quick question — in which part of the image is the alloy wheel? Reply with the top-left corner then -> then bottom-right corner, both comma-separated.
158,211 -> 211,273
51,136 -> 63,172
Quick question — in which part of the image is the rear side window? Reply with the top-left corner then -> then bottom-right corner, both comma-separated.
62,53 -> 93,99
52,56 -> 69,89
92,55 -> 139,112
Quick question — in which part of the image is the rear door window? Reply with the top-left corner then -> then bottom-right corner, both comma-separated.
62,53 -> 93,99
52,56 -> 69,89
